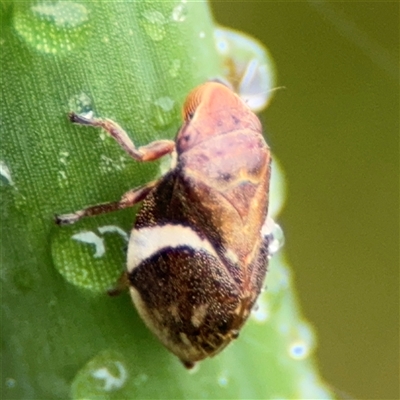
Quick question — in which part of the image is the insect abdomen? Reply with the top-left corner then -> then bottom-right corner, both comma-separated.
127,223 -> 244,364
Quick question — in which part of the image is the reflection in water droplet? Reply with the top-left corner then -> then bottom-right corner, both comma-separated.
0,160 -> 14,186
214,27 -> 276,112
51,223 -> 126,292
32,2 -> 88,28
261,217 -> 285,256
72,231 -> 105,258
287,322 -> 316,360
92,361 -> 127,391
71,350 -> 129,398
172,3 -> 188,22
289,341 -> 308,360
141,10 -> 167,41
268,223 -> 285,255
31,1 -> 88,28
68,93 -> 93,116
98,225 -> 129,242
13,2 -> 90,55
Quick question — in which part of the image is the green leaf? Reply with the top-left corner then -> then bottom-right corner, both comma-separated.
1,1 -> 334,399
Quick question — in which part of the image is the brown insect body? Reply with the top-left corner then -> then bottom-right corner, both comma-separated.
57,82 -> 272,369
127,83 -> 271,367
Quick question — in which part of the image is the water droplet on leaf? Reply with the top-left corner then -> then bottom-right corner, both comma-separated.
141,10 -> 167,41
71,350 -> 129,398
51,221 -> 127,293
214,27 -> 276,111
287,322 -> 316,360
154,96 -> 175,112
268,222 -> 285,255
68,92 -> 93,116
5,378 -> 16,388
172,3 -> 188,22
13,2 -> 90,55
152,96 -> 177,128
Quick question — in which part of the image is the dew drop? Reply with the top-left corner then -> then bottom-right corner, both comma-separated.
13,2 -> 90,55
261,217 -> 285,256
141,10 -> 167,41
71,350 -> 129,398
172,3 -> 188,22
153,96 -> 177,128
268,223 -> 285,255
5,378 -> 16,388
154,96 -> 175,112
287,322 -> 316,360
68,92 -> 93,117
51,222 -> 127,293
31,2 -> 88,28
213,27 -> 276,112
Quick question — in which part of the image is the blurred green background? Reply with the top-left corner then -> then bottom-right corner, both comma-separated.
211,1 -> 398,399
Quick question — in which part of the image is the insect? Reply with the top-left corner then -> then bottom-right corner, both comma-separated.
56,81 -> 272,368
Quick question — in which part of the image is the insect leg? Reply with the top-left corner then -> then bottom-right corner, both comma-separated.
69,112 -> 176,161
55,180 -> 158,226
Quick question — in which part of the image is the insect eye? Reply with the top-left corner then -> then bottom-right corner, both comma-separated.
183,85 -> 206,121
183,98 -> 199,122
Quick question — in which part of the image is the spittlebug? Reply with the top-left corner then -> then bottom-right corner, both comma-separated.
56,81 -> 272,368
